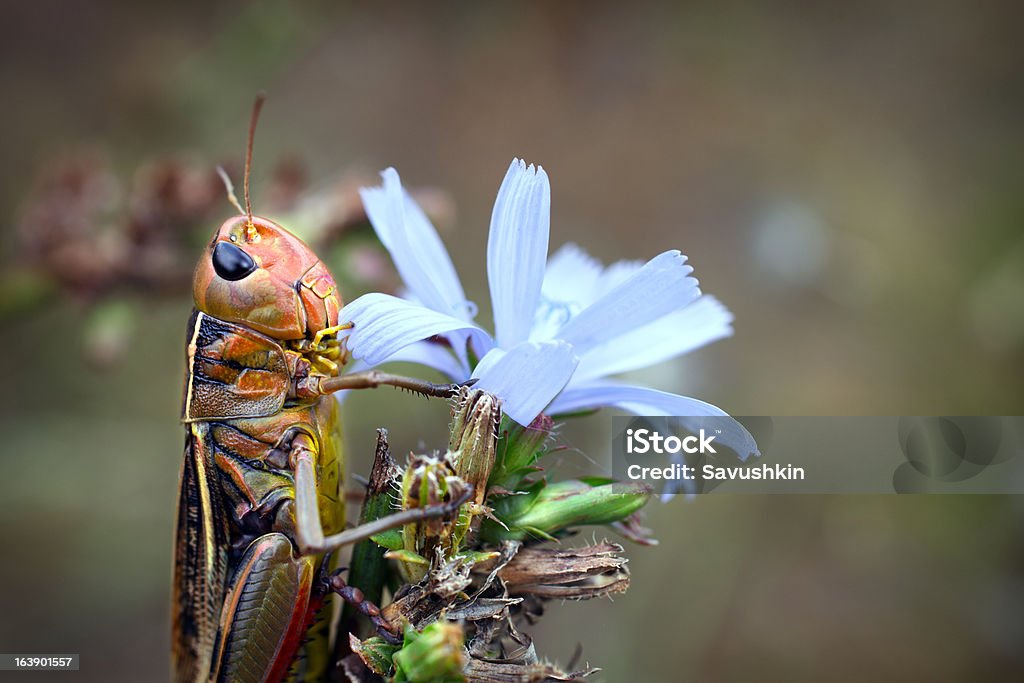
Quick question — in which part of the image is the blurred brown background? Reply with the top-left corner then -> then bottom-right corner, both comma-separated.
1,1 -> 1023,681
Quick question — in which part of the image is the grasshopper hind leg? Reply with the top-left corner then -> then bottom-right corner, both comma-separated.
212,533 -> 321,683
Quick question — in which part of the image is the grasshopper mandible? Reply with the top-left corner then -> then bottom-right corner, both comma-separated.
173,95 -> 469,682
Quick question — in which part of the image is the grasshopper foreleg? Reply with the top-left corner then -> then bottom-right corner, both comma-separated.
316,370 -> 476,399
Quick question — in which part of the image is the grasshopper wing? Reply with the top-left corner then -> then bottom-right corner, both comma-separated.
172,423 -> 231,682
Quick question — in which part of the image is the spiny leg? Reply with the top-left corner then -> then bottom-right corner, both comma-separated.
317,371 -> 475,400
322,569 -> 402,645
291,432 -> 472,556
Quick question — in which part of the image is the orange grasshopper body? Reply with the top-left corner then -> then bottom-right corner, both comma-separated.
174,214 -> 347,682
173,99 -> 466,683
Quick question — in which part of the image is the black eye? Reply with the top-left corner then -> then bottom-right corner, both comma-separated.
212,242 -> 257,281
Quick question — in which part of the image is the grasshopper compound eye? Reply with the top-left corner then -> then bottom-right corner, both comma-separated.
212,241 -> 257,281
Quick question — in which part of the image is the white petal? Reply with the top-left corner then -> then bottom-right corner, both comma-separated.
470,346 -> 507,379
360,169 -> 472,319
573,295 -> 734,382
547,381 -> 759,459
593,257 -> 644,299
471,341 -> 578,425
342,293 -> 490,367
555,250 -> 700,355
487,159 -> 551,348
541,243 -> 604,310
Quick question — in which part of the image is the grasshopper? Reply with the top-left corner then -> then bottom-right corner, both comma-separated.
173,96 -> 468,682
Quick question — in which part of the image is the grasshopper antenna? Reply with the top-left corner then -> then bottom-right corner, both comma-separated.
244,91 -> 267,226
215,166 -> 245,215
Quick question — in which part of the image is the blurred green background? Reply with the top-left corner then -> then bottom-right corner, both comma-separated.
2,1 -> 1023,680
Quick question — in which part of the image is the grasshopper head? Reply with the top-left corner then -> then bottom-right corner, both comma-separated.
193,215 -> 342,340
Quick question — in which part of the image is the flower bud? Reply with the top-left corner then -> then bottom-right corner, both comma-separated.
484,479 -> 650,542
448,388 -> 500,507
489,413 -> 554,489
497,541 -> 631,600
392,622 -> 466,683
390,455 -> 469,582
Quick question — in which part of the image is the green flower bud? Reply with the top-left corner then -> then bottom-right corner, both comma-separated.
484,479 -> 651,542
448,388 -> 500,508
393,623 -> 466,683
489,413 -> 554,489
394,455 -> 469,582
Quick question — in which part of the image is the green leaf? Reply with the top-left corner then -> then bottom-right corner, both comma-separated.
350,635 -> 399,676
384,549 -> 429,566
370,528 -> 404,551
456,550 -> 501,566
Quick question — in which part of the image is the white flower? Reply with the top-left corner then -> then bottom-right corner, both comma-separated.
341,160 -> 757,458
